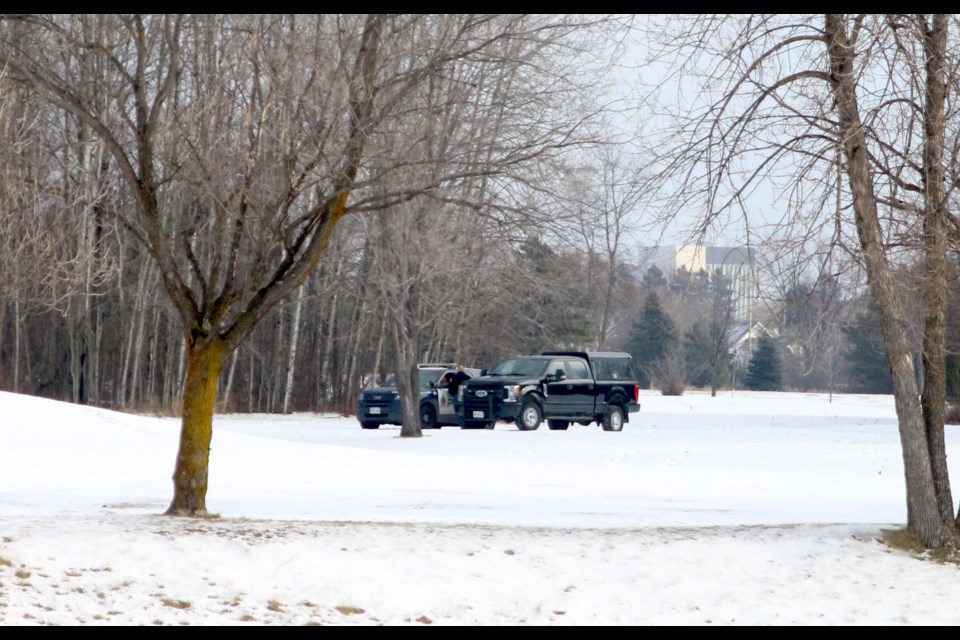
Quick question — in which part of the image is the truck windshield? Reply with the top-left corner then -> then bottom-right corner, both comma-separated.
489,358 -> 549,377
381,369 -> 445,390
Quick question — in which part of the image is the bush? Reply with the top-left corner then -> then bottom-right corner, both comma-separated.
660,380 -> 686,396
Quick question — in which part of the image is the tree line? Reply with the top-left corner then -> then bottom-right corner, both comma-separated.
0,14 -> 640,513
624,258 -> 960,399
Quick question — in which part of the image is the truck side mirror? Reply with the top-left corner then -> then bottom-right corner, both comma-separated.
545,369 -> 565,383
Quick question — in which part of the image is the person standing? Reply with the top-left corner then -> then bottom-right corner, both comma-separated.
448,365 -> 471,397
448,365 -> 472,422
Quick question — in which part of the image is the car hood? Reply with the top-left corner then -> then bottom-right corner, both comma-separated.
361,386 -> 398,395
361,387 -> 432,397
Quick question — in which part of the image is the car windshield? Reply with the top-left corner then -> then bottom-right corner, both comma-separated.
419,370 -> 445,388
380,369 -> 445,390
489,357 -> 550,377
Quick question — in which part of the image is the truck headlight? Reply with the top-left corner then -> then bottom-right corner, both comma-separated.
503,385 -> 519,402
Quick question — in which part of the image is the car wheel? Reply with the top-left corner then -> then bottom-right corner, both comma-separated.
601,405 -> 625,432
547,419 -> 569,431
360,421 -> 380,429
517,400 -> 542,431
420,404 -> 438,429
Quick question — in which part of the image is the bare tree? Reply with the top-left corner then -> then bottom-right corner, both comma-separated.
638,14 -> 958,547
0,14 -> 620,514
0,73 -> 114,396
567,146 -> 646,350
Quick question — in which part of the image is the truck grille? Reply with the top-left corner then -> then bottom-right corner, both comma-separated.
463,385 -> 503,417
360,392 -> 392,410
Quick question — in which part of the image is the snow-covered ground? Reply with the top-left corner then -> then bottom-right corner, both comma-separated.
3,389 -> 959,625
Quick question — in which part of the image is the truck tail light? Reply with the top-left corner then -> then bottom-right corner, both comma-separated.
634,385 -> 640,403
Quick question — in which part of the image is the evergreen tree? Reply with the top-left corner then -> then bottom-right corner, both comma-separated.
777,275 -> 845,392
511,237 -> 595,352
683,320 -> 732,390
947,261 -> 960,402
625,291 -> 677,388
642,264 -> 667,289
946,355 -> 960,402
841,304 -> 893,394
678,270 -> 734,395
683,322 -> 712,388
744,334 -> 783,391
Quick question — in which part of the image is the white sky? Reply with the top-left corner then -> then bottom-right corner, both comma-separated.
3,388 -> 960,625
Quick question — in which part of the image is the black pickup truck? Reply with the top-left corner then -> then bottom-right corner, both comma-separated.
457,351 -> 641,431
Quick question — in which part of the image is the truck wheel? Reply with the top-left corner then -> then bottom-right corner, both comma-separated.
461,421 -> 486,430
601,405 -> 625,432
419,404 -> 438,429
484,421 -> 496,430
360,421 -> 380,429
547,419 -> 569,430
517,400 -> 542,431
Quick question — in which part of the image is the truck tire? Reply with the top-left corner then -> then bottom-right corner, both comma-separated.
360,421 -> 380,429
547,419 -> 570,430
419,404 -> 438,429
601,405 -> 625,432
517,399 -> 542,431
461,420 -> 487,430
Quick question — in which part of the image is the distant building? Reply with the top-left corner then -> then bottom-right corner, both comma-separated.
729,320 -> 776,372
638,245 -> 758,324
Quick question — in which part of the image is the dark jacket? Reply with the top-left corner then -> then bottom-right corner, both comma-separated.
448,371 -> 471,396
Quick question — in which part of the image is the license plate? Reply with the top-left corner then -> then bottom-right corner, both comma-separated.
369,407 -> 381,415
472,411 -> 485,418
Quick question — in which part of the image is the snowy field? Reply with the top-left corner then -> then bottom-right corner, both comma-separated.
3,389 -> 960,625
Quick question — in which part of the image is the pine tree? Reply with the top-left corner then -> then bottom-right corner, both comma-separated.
642,264 -> 667,289
512,238 -> 596,352
683,320 -> 732,391
744,334 -> 782,391
683,322 -> 712,388
841,303 -> 892,394
625,291 -> 677,388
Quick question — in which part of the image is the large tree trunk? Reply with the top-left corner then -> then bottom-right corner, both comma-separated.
0,297 -> 6,390
390,303 -> 422,438
915,14 -> 953,527
166,337 -> 226,516
825,14 -> 948,548
396,353 -> 422,438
